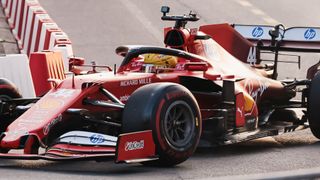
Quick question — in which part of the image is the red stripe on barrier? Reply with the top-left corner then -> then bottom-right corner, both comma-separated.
12,0 -> 25,40
43,27 -> 61,50
27,14 -> 53,54
20,4 -> 43,50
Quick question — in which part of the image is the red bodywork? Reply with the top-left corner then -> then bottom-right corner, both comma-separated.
0,22 -> 310,163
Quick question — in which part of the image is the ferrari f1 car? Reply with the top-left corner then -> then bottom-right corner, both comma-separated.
1,6 -> 320,166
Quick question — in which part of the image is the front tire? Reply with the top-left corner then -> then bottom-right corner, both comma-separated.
308,73 -> 320,138
122,83 -> 201,166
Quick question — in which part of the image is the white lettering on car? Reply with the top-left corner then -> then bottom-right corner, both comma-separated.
125,140 -> 144,151
247,47 -> 257,65
244,78 -> 270,102
43,115 -> 62,135
120,78 -> 152,87
119,94 -> 130,102
49,89 -> 76,98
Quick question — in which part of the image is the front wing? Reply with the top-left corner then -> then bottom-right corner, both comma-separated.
0,130 -> 158,163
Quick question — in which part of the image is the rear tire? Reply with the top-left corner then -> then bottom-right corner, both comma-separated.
122,83 -> 201,166
0,78 -> 22,100
308,73 -> 320,139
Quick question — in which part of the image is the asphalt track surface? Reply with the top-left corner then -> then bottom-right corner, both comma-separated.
1,0 -> 320,179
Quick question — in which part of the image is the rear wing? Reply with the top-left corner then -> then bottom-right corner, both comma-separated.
233,24 -> 320,53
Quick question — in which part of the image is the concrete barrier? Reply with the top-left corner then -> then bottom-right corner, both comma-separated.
0,54 -> 35,97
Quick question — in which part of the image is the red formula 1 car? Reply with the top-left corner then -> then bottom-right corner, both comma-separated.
1,6 -> 320,166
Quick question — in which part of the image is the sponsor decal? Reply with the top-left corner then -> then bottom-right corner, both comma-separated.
131,61 -> 143,67
16,99 -> 64,126
43,115 -> 62,135
49,89 -> 77,98
175,63 -> 185,70
237,107 -> 243,117
125,140 -> 144,151
166,91 -> 187,100
119,94 -> 130,102
190,28 -> 198,35
90,134 -> 105,144
116,130 -> 155,162
244,78 -> 270,101
252,26 -> 263,38
37,99 -> 64,110
235,93 -> 245,127
5,127 -> 28,139
243,78 -> 270,115
203,39 -> 216,58
304,28 -> 316,40
247,46 -> 257,65
120,78 -> 151,87
247,118 -> 256,124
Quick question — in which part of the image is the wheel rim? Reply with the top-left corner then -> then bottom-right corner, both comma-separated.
163,100 -> 195,150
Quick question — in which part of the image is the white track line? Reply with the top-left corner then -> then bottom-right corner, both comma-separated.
235,0 -> 280,25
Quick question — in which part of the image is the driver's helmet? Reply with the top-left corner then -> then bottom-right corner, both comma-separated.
143,54 -> 178,68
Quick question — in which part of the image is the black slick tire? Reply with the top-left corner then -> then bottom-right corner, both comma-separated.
308,73 -> 320,139
122,83 -> 201,166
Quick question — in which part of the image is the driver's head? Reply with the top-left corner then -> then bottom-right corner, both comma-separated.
143,54 -> 178,68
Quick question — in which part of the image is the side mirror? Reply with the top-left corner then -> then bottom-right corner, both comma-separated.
161,6 -> 170,16
268,24 -> 284,46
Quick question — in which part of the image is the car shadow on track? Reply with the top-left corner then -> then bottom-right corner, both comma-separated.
194,132 -> 320,159
0,132 -> 319,177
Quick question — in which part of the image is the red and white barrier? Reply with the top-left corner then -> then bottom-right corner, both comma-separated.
0,54 -> 35,97
4,0 -> 12,17
53,44 -> 74,70
2,0 -> 74,57
11,0 -> 25,38
7,0 -> 17,27
37,23 -> 61,51
20,5 -> 46,54
28,13 -> 53,55
48,32 -> 71,50
1,0 -> 75,97
13,0 -> 39,43
1,0 -> 8,8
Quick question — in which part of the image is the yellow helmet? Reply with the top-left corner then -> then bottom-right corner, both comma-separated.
143,54 -> 178,68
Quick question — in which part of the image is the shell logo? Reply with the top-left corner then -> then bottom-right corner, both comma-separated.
243,92 -> 255,112
242,92 -> 258,116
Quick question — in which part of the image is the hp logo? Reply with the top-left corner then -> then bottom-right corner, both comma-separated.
304,28 -> 316,40
252,27 -> 264,38
90,134 -> 104,144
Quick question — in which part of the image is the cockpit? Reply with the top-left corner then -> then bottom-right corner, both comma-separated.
116,46 -> 210,74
